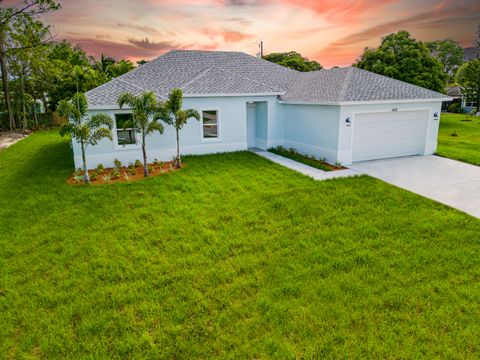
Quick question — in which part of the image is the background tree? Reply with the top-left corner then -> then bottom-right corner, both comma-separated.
355,31 -> 447,93
158,88 -> 199,168
0,0 -> 59,130
58,93 -> 113,183
263,51 -> 322,72
117,92 -> 164,177
426,39 -> 464,81
456,59 -> 480,113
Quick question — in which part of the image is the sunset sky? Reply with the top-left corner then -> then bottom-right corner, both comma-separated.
4,0 -> 480,68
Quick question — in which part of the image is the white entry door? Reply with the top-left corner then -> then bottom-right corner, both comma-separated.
352,110 -> 428,162
247,104 -> 256,148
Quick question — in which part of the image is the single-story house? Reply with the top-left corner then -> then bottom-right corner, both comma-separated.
78,50 -> 450,169
444,85 -> 478,113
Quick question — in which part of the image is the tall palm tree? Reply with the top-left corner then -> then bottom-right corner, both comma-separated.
159,89 -> 200,168
117,91 -> 164,177
58,92 -> 113,184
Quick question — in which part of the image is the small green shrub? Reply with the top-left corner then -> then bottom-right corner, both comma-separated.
90,171 -> 98,181
127,167 -> 137,176
134,159 -> 142,168
72,174 -> 83,184
95,163 -> 105,174
102,174 -> 112,184
335,160 -> 342,168
111,168 -> 120,179
113,158 -> 122,169
448,103 -> 460,113
147,164 -> 155,174
451,130 -> 458,137
128,162 -> 134,169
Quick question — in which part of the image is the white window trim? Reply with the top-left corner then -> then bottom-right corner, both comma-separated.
200,108 -> 221,143
113,110 -> 140,151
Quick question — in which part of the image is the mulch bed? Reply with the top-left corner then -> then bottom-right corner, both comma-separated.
67,161 -> 181,185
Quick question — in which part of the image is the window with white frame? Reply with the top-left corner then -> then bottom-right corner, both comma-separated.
202,110 -> 218,139
115,113 -> 136,146
465,97 -> 478,108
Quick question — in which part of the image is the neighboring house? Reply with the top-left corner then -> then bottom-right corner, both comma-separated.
78,50 -> 450,168
443,47 -> 479,112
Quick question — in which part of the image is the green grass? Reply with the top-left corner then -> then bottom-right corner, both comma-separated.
1,131 -> 479,359
437,113 -> 480,165
268,146 -> 333,171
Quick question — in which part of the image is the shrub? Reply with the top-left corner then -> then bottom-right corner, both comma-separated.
111,168 -> 120,179
451,130 -> 458,137
128,162 -> 134,169
147,164 -> 155,174
123,172 -> 130,181
73,174 -> 83,184
335,160 -> 342,168
102,174 -> 112,183
153,158 -> 160,166
134,159 -> 142,168
113,158 -> 122,169
127,167 -> 137,176
448,102 -> 460,113
90,171 -> 98,181
95,163 -> 105,174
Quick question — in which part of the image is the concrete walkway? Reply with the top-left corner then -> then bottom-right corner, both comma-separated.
349,155 -> 480,219
251,149 -> 360,181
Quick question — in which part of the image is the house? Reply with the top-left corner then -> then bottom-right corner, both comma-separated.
78,50 -> 450,169
444,85 -> 477,113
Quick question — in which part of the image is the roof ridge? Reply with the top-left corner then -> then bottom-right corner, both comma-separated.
338,67 -> 354,101
116,78 -> 166,99
178,67 -> 212,89
213,65 -> 283,92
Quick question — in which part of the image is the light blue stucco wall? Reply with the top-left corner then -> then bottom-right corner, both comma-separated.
74,95 -> 444,169
280,103 -> 341,164
74,95 -> 277,169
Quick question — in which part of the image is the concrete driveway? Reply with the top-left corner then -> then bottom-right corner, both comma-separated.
349,156 -> 480,218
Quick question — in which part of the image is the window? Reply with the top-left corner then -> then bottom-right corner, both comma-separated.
115,113 -> 135,146
465,98 -> 478,108
202,110 -> 218,139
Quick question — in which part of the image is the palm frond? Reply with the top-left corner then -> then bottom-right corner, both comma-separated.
88,113 -> 113,129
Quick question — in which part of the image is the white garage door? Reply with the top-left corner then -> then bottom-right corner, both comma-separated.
352,110 -> 428,162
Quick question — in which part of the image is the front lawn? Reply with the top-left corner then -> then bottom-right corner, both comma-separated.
437,113 -> 480,165
0,131 -> 479,359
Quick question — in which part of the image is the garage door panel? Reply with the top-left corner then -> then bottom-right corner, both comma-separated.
352,110 -> 428,162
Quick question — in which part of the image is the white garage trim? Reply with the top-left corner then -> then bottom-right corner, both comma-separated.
350,108 -> 431,162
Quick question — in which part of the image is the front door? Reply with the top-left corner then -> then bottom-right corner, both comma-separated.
247,104 -> 256,148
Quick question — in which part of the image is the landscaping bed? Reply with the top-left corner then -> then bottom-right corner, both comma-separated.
68,159 -> 180,185
268,145 -> 344,171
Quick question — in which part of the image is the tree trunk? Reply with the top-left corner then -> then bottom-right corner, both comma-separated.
32,97 -> 38,128
175,128 -> 181,168
19,68 -> 27,132
142,134 -> 148,177
81,140 -> 90,184
0,37 -> 15,131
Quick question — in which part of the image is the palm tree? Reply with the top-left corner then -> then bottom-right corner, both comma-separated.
117,91 -> 164,177
58,92 -> 113,184
159,89 -> 200,168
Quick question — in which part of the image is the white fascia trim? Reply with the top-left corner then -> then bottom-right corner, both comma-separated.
88,105 -> 125,110
278,97 -> 453,106
184,92 -> 284,98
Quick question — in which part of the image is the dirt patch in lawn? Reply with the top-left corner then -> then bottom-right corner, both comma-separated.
0,131 -> 30,150
67,161 -> 182,185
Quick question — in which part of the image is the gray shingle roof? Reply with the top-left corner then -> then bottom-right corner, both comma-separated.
280,67 -> 449,103
86,50 -> 449,107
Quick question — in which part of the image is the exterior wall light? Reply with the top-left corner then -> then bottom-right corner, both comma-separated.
434,112 -> 439,120
346,117 -> 351,126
